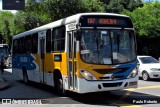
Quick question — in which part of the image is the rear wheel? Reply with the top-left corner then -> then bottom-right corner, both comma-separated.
23,68 -> 28,84
142,71 -> 150,81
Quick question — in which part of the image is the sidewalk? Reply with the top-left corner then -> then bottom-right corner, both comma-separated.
0,76 -> 10,90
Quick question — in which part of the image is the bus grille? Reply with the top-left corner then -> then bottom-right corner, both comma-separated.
93,67 -> 129,74
102,82 -> 122,87
99,75 -> 125,80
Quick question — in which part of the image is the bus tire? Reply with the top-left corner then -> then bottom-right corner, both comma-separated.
23,68 -> 28,84
54,71 -> 66,96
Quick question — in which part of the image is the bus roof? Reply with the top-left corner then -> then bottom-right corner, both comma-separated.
13,13 -> 129,39
0,44 -> 8,47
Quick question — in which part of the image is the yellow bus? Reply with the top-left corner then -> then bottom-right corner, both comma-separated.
12,13 -> 138,94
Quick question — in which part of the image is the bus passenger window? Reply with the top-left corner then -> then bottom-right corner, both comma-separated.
46,29 -> 51,53
13,39 -> 18,55
32,33 -> 38,54
19,37 -> 24,54
25,35 -> 32,54
52,26 -> 65,52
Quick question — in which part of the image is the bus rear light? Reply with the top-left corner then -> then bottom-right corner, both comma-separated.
80,69 -> 97,80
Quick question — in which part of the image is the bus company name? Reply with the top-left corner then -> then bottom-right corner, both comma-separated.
20,57 -> 28,62
2,99 -> 42,104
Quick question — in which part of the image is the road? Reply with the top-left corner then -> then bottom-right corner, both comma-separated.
0,69 -> 160,107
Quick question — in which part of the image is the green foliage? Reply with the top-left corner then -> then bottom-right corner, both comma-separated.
101,0 -> 143,13
3,0 -> 160,47
0,0 -> 105,46
81,0 -> 105,12
41,0 -> 105,21
14,0 -> 105,31
0,11 -> 15,45
122,1 -> 160,38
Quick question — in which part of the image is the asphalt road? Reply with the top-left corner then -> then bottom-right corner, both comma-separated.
0,69 -> 160,107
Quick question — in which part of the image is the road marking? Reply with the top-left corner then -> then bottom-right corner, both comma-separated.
118,85 -> 160,106
124,85 -> 160,91
121,105 -> 141,107
127,94 -> 160,97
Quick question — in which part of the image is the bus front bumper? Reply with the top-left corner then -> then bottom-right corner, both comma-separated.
77,75 -> 138,93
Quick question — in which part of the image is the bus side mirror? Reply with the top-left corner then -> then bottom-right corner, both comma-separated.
76,30 -> 81,40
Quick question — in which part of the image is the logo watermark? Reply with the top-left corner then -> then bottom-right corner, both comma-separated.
133,99 -> 158,104
2,99 -> 42,104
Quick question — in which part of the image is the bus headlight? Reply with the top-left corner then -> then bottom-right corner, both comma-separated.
127,69 -> 138,78
80,69 -> 97,80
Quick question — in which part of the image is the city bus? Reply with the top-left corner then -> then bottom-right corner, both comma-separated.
12,13 -> 138,94
0,44 -> 11,67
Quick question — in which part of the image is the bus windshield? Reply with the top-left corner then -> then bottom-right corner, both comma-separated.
80,29 -> 136,64
0,47 -> 9,58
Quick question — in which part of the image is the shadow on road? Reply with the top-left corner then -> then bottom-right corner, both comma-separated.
1,70 -> 160,106
19,80 -> 160,106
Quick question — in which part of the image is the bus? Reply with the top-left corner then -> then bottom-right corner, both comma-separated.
12,13 -> 138,94
0,44 -> 11,67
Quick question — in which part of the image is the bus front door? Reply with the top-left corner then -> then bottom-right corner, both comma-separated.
67,31 -> 77,90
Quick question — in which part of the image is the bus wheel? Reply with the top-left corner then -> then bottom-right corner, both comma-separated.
23,69 -> 28,84
54,73 -> 66,96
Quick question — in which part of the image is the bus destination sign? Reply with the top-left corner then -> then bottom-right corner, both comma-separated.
80,15 -> 133,28
87,18 -> 117,25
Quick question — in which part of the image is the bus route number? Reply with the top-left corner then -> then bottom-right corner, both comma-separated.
87,18 -> 95,24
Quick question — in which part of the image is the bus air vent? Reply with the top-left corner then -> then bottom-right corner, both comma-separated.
102,82 -> 122,87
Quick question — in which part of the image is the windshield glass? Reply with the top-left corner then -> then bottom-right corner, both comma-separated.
80,29 -> 136,64
0,48 -> 9,58
139,57 -> 159,64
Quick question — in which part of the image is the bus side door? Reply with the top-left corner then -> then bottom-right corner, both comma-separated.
67,31 -> 77,90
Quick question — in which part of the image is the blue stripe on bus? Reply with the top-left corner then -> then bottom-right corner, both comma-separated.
113,61 -> 137,79
12,54 -> 36,70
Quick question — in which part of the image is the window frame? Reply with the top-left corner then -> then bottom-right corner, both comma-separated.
51,26 -> 66,52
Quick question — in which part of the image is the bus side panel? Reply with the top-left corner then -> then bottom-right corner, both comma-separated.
42,52 -> 68,86
44,53 -> 54,73
12,54 -> 40,82
31,54 -> 41,82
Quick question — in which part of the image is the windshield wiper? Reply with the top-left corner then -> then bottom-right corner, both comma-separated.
94,30 -> 100,62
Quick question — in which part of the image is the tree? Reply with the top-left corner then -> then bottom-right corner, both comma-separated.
42,0 -> 105,21
101,0 -> 143,13
0,11 -> 15,46
14,0 -> 105,31
122,1 -> 160,38
122,1 -> 160,58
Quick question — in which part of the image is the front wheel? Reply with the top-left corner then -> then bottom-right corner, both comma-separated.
54,74 -> 66,96
142,71 -> 150,81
